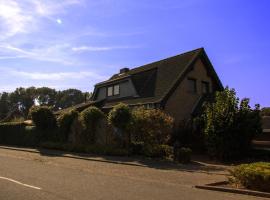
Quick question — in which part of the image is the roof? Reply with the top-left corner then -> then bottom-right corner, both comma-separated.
93,47 -> 223,108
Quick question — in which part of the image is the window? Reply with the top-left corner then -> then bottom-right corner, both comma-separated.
107,86 -> 113,96
107,84 -> 120,96
114,85 -> 120,95
187,78 -> 197,93
202,81 -> 210,94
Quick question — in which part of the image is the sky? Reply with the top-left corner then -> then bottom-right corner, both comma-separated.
0,0 -> 269,107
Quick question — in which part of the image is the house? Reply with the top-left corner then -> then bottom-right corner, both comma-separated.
90,48 -> 223,125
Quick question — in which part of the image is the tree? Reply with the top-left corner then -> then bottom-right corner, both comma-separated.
202,87 -> 262,161
9,87 -> 36,117
36,87 -> 57,107
55,89 -> 85,110
0,92 -> 10,120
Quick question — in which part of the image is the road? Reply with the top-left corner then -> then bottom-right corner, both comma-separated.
0,147 -> 267,200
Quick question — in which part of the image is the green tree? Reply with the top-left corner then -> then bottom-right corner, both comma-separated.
55,89 -> 85,110
9,87 -> 36,117
0,92 -> 10,120
202,87 -> 262,161
36,87 -> 57,107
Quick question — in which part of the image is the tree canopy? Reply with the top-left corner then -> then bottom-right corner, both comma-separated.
0,87 -> 91,120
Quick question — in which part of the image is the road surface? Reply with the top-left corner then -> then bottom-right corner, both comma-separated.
0,147 -> 267,200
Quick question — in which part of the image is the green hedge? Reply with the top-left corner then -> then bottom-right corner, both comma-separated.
230,162 -> 270,192
0,122 -> 39,146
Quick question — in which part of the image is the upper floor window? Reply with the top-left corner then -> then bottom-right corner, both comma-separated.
187,78 -> 197,93
107,84 -> 120,97
202,81 -> 210,94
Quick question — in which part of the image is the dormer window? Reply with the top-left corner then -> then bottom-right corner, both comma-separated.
107,84 -> 120,96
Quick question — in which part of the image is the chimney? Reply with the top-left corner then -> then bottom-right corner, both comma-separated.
120,67 -> 129,74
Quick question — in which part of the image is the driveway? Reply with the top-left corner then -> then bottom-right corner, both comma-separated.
0,147 -> 267,200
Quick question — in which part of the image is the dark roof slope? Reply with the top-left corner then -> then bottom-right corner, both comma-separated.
93,48 -> 223,108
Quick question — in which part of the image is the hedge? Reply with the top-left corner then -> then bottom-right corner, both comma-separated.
0,122 -> 39,146
230,162 -> 270,192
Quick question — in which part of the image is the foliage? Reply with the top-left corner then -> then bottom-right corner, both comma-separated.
261,107 -> 270,116
0,122 -> 39,146
173,119 -> 205,151
80,106 -> 105,143
202,87 -> 262,161
108,103 -> 132,147
0,92 -> 10,120
55,89 -> 87,110
108,103 -> 132,129
57,109 -> 79,142
174,147 -> 192,163
143,144 -> 173,158
0,87 -> 89,121
230,162 -> 270,192
29,106 -> 57,130
131,107 -> 174,145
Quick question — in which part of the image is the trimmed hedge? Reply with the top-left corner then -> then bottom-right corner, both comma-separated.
0,122 -> 39,146
29,106 -> 56,130
57,109 -> 79,142
230,162 -> 270,192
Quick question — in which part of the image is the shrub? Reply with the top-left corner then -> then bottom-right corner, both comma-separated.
202,87 -> 262,161
0,122 -> 39,146
57,110 -> 79,142
80,106 -> 105,143
175,147 -> 192,163
108,103 -> 132,129
230,162 -> 270,192
108,103 -> 132,146
130,141 -> 145,155
143,144 -> 173,158
131,107 -> 174,145
29,106 -> 56,130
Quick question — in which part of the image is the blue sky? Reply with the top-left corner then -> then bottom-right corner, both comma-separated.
0,0 -> 269,107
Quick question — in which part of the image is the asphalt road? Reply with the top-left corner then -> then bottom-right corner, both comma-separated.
0,147 -> 267,200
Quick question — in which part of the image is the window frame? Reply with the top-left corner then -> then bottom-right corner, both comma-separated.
107,84 -> 120,97
187,78 -> 197,94
201,81 -> 210,94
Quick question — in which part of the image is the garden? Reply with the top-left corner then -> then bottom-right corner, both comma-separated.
0,87 -> 269,193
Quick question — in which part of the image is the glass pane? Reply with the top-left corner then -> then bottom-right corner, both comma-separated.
114,85 -> 120,95
107,86 -> 113,96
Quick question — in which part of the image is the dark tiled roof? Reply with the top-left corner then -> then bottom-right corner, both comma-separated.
94,48 -> 203,107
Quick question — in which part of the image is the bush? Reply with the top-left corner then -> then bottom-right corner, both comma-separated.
29,106 -> 56,130
230,162 -> 270,192
108,103 -> 132,146
131,107 -> 174,146
202,87 -> 262,161
57,110 -> 79,142
80,106 -> 105,143
130,141 -> 145,155
108,103 -> 132,129
0,122 -> 39,146
175,147 -> 192,163
143,144 -> 173,158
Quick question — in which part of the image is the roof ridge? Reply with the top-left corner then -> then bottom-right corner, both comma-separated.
128,47 -> 203,73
